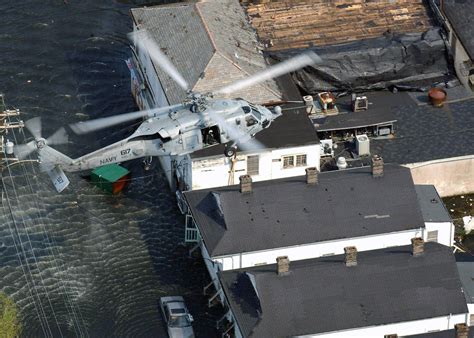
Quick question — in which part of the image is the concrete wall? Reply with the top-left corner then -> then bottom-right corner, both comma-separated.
406,156 -> 474,197
296,313 -> 468,338
189,144 -> 320,190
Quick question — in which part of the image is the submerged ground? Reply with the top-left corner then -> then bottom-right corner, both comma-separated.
0,1 -> 220,337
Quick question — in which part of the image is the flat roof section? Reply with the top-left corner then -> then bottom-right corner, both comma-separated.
368,91 -> 474,164
415,185 -> 452,223
185,165 -> 426,257
313,92 -> 398,132
220,243 -> 468,337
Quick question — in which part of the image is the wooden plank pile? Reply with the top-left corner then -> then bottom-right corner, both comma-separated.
240,0 -> 434,51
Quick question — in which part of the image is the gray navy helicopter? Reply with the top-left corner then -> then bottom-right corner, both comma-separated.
13,30 -> 320,192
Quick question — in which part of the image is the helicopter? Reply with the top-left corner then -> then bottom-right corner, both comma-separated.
13,29 -> 321,192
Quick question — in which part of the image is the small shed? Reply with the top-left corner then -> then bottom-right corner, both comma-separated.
91,164 -> 130,194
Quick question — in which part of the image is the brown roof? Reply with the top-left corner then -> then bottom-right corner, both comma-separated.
241,0 -> 434,51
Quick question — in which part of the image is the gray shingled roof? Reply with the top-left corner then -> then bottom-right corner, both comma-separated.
220,243 -> 468,337
131,4 -> 214,105
443,0 -> 474,60
457,261 -> 474,305
130,0 -> 281,105
415,185 -> 452,223
369,92 -> 474,164
184,165 -> 426,257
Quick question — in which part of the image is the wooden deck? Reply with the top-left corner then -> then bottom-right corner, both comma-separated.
240,0 -> 435,51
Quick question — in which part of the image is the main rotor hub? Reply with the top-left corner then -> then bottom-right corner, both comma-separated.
36,138 -> 46,149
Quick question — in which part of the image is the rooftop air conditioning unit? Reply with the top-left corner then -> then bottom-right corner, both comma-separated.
355,134 -> 370,156
320,139 -> 334,157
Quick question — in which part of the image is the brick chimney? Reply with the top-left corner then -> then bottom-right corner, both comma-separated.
411,237 -> 424,256
344,246 -> 357,267
372,155 -> 384,178
305,167 -> 318,185
276,256 -> 290,276
455,323 -> 469,338
239,175 -> 252,193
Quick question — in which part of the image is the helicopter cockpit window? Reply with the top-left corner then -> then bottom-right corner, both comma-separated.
248,103 -> 262,120
242,106 -> 251,114
245,115 -> 258,127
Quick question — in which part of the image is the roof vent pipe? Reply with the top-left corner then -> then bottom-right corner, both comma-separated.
344,246 -> 357,267
276,256 -> 290,276
371,155 -> 384,178
305,167 -> 318,185
411,237 -> 424,257
455,323 -> 469,338
239,175 -> 252,193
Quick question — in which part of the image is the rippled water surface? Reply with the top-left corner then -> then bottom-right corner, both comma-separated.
0,1 -> 219,337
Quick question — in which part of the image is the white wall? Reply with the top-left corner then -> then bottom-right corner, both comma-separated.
296,313 -> 468,338
425,222 -> 454,247
190,144 -> 320,190
213,229 -> 425,271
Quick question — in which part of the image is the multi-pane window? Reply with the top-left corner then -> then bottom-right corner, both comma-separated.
296,154 -> 307,166
247,155 -> 259,176
282,154 -> 307,169
283,156 -> 294,169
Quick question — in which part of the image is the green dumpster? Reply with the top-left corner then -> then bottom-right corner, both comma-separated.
91,164 -> 130,194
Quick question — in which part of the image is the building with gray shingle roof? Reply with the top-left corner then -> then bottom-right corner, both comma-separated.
219,243 -> 468,338
130,0 -> 281,106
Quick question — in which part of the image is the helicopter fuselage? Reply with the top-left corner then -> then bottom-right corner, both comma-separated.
39,98 -> 280,172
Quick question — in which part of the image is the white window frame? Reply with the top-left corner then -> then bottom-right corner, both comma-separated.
282,154 -> 307,169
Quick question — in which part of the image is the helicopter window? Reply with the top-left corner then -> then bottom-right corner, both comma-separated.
242,106 -> 251,114
245,115 -> 258,127
202,125 -> 221,146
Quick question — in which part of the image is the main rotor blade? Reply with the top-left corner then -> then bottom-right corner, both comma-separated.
47,127 -> 68,146
69,104 -> 183,135
25,117 -> 42,139
14,141 -> 36,160
214,51 -> 322,95
129,30 -> 189,91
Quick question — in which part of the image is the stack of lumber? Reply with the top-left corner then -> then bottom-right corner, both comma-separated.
240,0 -> 434,51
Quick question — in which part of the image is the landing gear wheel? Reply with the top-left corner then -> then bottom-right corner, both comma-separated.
224,145 -> 237,157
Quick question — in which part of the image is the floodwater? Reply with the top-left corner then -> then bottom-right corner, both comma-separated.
0,1 -> 220,337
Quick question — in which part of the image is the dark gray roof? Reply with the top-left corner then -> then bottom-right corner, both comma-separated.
369,92 -> 474,164
220,243 -> 468,337
443,0 -> 474,60
184,165 -> 426,256
313,92 -> 397,132
415,185 -> 452,223
457,261 -> 474,304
